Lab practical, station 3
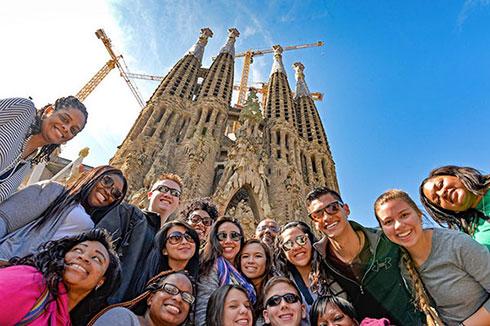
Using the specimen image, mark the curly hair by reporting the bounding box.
[8,229,121,323]
[180,197,219,221]
[420,165,490,235]
[200,216,245,275]
[40,165,128,225]
[30,96,88,164]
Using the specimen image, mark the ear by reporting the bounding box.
[301,304,306,319]
[148,191,153,200]
[263,309,270,324]
[147,293,155,306]
[96,277,105,289]
[162,248,168,255]
[342,203,351,216]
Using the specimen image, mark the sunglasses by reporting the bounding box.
[153,185,181,198]
[166,231,194,245]
[100,175,123,201]
[216,231,242,242]
[265,293,300,307]
[256,224,280,233]
[282,234,308,251]
[189,214,213,227]
[308,200,344,221]
[159,283,195,305]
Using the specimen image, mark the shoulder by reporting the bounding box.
[0,265,45,292]
[0,97,36,116]
[432,227,485,253]
[92,307,140,325]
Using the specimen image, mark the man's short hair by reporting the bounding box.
[180,198,219,220]
[306,186,343,206]
[154,173,184,190]
[263,276,302,302]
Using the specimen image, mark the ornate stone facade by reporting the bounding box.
[110,28,339,236]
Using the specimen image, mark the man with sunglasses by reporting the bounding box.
[96,173,184,303]
[255,218,280,248]
[263,276,306,326]
[306,187,423,325]
[180,198,218,246]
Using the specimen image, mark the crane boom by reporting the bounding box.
[76,60,116,102]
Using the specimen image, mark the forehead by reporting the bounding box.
[190,209,210,217]
[167,225,187,234]
[266,282,298,299]
[60,108,87,126]
[154,179,181,191]
[281,227,305,240]
[259,219,278,228]
[164,273,192,291]
[218,222,240,233]
[72,240,108,257]
[242,242,265,254]
[377,198,414,219]
[226,288,249,302]
[308,194,337,210]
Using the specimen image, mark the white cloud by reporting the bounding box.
[0,0,141,166]
[457,0,490,29]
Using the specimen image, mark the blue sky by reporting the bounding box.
[2,1,489,226]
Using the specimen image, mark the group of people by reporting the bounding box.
[0,96,489,326]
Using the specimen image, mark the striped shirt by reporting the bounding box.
[0,98,36,203]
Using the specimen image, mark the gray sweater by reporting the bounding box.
[92,307,140,325]
[404,228,490,325]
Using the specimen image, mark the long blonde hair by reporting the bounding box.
[374,189,444,326]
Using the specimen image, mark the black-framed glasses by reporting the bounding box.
[282,234,308,251]
[166,231,194,245]
[100,175,123,201]
[153,185,181,198]
[160,283,195,305]
[265,293,300,307]
[189,214,213,227]
[308,200,344,221]
[216,231,242,242]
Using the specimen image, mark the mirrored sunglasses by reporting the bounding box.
[282,234,308,251]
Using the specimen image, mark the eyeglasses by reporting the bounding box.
[188,214,213,227]
[153,185,181,198]
[216,231,242,242]
[159,283,195,305]
[308,200,344,221]
[100,175,123,201]
[166,231,194,245]
[265,293,300,307]
[282,234,308,251]
[256,224,280,233]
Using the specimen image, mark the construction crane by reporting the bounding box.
[234,41,324,107]
[76,29,145,108]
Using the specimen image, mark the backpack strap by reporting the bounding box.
[16,286,51,325]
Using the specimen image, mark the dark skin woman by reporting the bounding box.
[0,96,88,202]
[0,229,121,325]
[0,165,127,260]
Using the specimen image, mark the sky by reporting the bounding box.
[1,0,489,226]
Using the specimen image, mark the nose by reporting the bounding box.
[394,219,403,230]
[239,304,249,314]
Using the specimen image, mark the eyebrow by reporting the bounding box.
[95,249,108,263]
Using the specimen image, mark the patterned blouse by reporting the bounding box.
[0,98,36,203]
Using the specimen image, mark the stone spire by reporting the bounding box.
[219,28,240,58]
[270,45,286,76]
[292,62,311,99]
[187,27,214,62]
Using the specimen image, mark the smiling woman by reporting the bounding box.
[0,165,127,260]
[0,229,121,325]
[0,96,88,203]
[89,270,195,326]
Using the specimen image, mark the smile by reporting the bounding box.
[235,318,250,325]
[164,303,181,314]
[278,313,294,320]
[96,191,108,202]
[396,230,412,239]
[326,221,339,229]
[67,263,88,274]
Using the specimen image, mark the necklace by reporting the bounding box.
[331,230,364,264]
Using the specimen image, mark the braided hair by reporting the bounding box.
[374,189,443,325]
[420,165,490,235]
[29,96,88,164]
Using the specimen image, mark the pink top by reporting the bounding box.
[0,265,70,325]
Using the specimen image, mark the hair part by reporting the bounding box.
[263,276,302,302]
[419,165,490,234]
[374,189,423,223]
[30,96,88,164]
[207,284,253,326]
[180,197,219,221]
[310,295,358,326]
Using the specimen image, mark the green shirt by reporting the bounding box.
[474,189,490,250]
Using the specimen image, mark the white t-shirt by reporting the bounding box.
[51,204,94,240]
